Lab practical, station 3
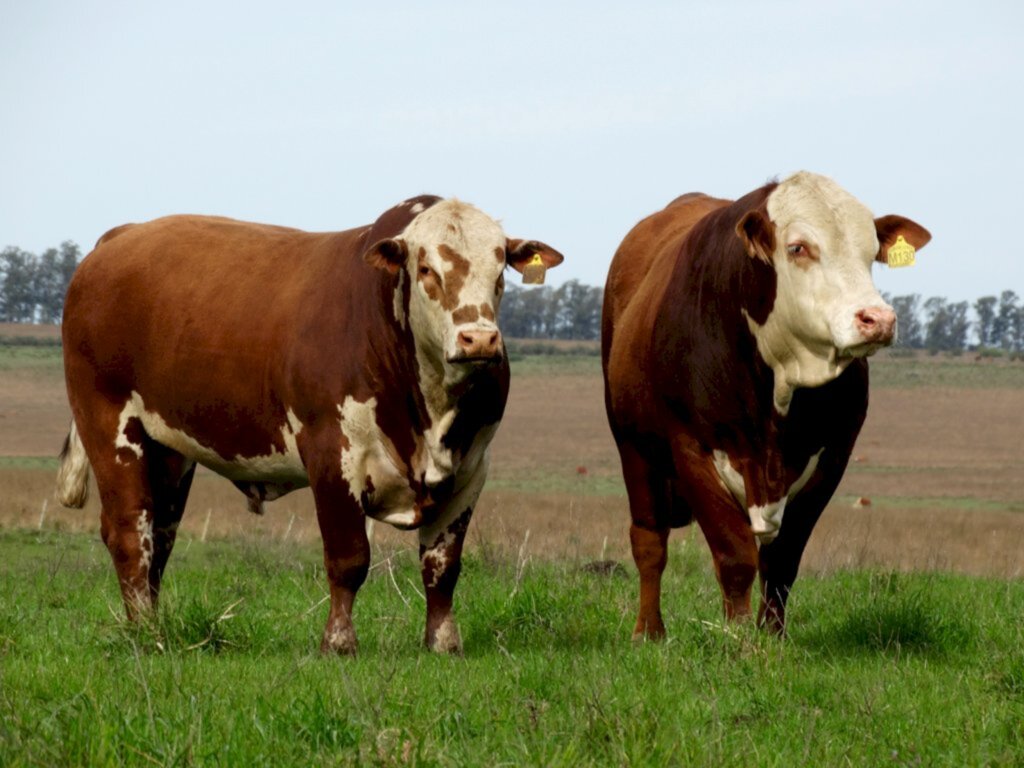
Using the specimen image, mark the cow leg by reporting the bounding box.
[145,445,196,606]
[695,508,760,622]
[418,505,473,654]
[307,468,369,656]
[630,524,669,640]
[617,440,672,640]
[662,438,759,622]
[73,403,160,620]
[418,461,487,654]
[757,473,840,634]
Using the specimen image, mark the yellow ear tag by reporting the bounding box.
[887,235,916,268]
[522,253,547,285]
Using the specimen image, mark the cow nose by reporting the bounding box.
[457,329,502,359]
[854,306,897,345]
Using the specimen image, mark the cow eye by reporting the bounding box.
[786,242,818,260]
[419,265,434,278]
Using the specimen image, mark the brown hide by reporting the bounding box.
[61,195,514,654]
[603,185,870,637]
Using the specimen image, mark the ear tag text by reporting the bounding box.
[522,253,547,285]
[887,235,916,268]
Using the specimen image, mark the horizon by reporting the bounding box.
[2,2,1021,304]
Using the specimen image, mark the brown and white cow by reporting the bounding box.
[602,172,930,637]
[57,196,563,654]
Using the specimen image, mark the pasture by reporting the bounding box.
[2,325,1024,765]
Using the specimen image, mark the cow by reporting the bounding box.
[56,196,563,654]
[602,172,930,637]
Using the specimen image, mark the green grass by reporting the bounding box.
[487,470,626,496]
[869,356,1024,388]
[834,493,1024,513]
[3,342,1024,389]
[0,456,59,470]
[509,353,602,377]
[504,353,1024,387]
[2,530,1023,766]
[0,345,64,371]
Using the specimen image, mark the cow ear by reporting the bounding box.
[364,238,407,274]
[506,239,565,273]
[736,210,775,264]
[874,215,932,264]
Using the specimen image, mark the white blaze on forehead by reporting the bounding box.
[767,172,877,252]
[403,199,506,258]
[403,199,505,323]
[750,172,889,412]
[113,392,306,481]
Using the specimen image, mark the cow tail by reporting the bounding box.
[56,421,90,508]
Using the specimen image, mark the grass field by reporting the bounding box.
[1,329,1024,764]
[2,530,1023,766]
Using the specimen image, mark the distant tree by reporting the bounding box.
[498,284,528,337]
[35,248,64,323]
[923,296,950,354]
[58,241,81,301]
[993,290,1020,351]
[946,301,970,354]
[0,241,82,323]
[552,279,602,340]
[0,247,38,322]
[973,295,998,348]
[1010,306,1024,355]
[890,294,923,348]
[499,284,556,338]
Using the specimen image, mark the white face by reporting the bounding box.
[401,200,508,366]
[765,172,894,359]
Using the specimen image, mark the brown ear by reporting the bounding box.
[506,238,565,274]
[736,210,775,264]
[364,238,407,274]
[874,215,932,263]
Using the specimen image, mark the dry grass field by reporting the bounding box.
[2,325,1023,579]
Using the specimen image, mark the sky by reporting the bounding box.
[1,1,1021,304]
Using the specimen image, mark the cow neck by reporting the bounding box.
[654,186,853,418]
[649,198,776,437]
[410,338,479,481]
[412,338,468,430]
[743,312,854,415]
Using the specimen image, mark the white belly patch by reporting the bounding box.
[115,391,306,482]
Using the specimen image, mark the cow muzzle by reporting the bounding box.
[854,306,897,346]
[448,328,503,364]
[838,305,897,360]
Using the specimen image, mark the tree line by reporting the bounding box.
[500,285,1024,355]
[884,291,1024,355]
[0,242,81,323]
[1,241,1021,355]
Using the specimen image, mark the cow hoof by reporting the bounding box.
[427,618,463,654]
[631,623,666,643]
[321,626,358,656]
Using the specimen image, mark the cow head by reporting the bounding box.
[365,199,563,376]
[736,172,930,406]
